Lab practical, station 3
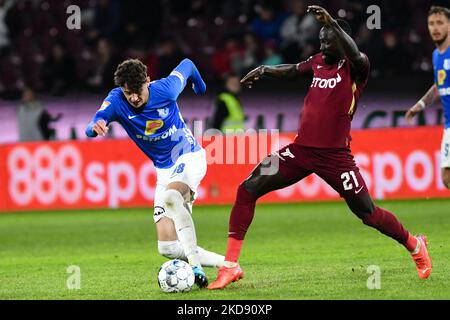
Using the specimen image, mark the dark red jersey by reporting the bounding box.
[294,53,370,148]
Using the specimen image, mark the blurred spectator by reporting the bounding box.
[87,38,121,93]
[17,88,62,142]
[251,2,287,44]
[380,32,412,76]
[232,32,260,76]
[261,39,283,66]
[280,0,321,63]
[280,0,307,62]
[210,74,245,132]
[145,48,159,80]
[157,36,186,78]
[118,0,163,48]
[42,40,76,96]
[0,0,441,98]
[0,0,14,54]
[211,36,243,78]
[88,0,120,43]
[355,25,383,76]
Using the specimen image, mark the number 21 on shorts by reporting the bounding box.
[341,171,359,191]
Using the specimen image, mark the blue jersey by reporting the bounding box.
[433,46,450,128]
[86,59,206,168]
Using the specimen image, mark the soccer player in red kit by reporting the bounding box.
[208,5,432,290]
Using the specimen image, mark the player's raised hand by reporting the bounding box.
[93,119,109,136]
[405,103,424,125]
[307,5,335,25]
[240,66,265,88]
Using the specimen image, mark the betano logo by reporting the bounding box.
[145,120,164,135]
[311,73,342,89]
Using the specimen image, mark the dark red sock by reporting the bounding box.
[363,206,414,250]
[225,184,257,262]
[225,237,243,263]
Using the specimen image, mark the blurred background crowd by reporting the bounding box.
[0,0,447,142]
[0,0,447,98]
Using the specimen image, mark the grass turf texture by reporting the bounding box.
[0,199,449,300]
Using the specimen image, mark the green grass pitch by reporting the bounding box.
[0,199,449,300]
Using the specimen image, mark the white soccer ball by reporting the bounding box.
[157,259,195,293]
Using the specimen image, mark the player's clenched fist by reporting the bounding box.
[93,119,109,136]
[307,5,335,25]
[240,66,265,88]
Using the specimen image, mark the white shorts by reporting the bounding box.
[441,128,450,168]
[153,148,207,223]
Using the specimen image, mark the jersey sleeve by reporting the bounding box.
[156,58,206,101]
[296,56,314,74]
[85,97,117,137]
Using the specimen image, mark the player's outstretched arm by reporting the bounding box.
[168,59,206,98]
[85,101,115,137]
[86,119,108,137]
[240,64,298,88]
[308,5,366,74]
[405,84,439,124]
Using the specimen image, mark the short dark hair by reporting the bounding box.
[428,6,450,20]
[114,59,148,92]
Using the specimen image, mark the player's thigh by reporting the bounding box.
[168,149,207,202]
[315,150,370,201]
[318,165,375,219]
[344,192,375,220]
[244,144,311,199]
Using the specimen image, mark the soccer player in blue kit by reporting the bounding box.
[86,58,224,288]
[406,6,450,189]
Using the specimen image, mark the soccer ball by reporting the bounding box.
[157,259,195,293]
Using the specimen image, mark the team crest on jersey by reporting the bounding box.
[444,59,450,71]
[145,120,164,135]
[438,70,447,86]
[99,101,110,111]
[157,107,169,118]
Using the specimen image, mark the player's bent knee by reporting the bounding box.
[242,174,266,200]
[158,240,184,259]
[443,172,450,189]
[346,194,376,220]
[238,182,258,203]
[162,189,185,210]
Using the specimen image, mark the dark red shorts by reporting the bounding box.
[274,143,368,198]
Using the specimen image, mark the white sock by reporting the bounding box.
[197,247,225,268]
[163,190,201,266]
[224,261,238,268]
[158,240,224,268]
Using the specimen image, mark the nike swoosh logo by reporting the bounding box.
[317,65,323,69]
[355,186,364,194]
[128,115,138,120]
[422,268,430,274]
